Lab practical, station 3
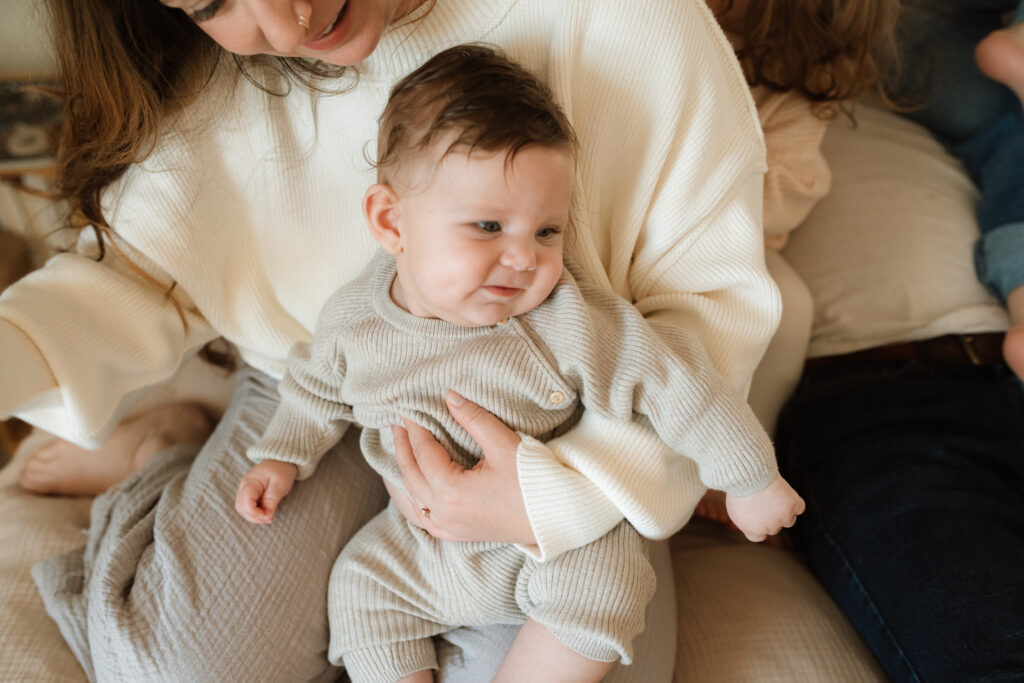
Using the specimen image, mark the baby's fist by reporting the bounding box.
[235,460,298,525]
[725,474,805,543]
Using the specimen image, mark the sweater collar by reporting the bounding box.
[356,0,516,82]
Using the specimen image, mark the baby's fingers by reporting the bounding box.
[235,478,273,524]
[259,476,294,521]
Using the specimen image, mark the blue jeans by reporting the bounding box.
[896,0,1024,300]
[776,359,1024,682]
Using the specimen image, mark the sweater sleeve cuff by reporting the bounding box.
[0,320,58,417]
[515,434,623,562]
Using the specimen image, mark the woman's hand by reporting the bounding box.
[389,390,536,545]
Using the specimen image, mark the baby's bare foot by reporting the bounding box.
[694,489,734,526]
[976,23,1024,105]
[18,402,214,496]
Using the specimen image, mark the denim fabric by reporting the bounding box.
[896,0,1024,300]
[976,221,1024,300]
[777,359,1024,683]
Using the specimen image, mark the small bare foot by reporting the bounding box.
[694,489,734,527]
[1004,323,1024,380]
[18,402,214,496]
[976,23,1024,105]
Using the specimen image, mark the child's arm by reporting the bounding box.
[755,87,832,251]
[240,292,357,523]
[538,267,802,540]
[235,460,299,525]
[246,336,354,480]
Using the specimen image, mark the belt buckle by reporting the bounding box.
[958,335,983,365]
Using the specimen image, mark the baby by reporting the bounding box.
[236,45,804,682]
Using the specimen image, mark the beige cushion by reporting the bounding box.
[784,104,1008,357]
[671,521,886,681]
[0,431,89,682]
[0,458,888,683]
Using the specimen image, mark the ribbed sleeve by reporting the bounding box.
[0,320,57,415]
[245,339,353,480]
[0,251,217,447]
[537,265,777,496]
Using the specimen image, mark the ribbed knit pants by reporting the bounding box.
[329,502,655,682]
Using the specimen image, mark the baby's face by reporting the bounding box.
[389,144,572,327]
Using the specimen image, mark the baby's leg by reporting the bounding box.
[514,520,655,676]
[329,504,450,681]
[976,19,1024,106]
[494,619,613,682]
[18,402,213,496]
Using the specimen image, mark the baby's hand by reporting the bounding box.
[725,474,805,543]
[235,460,299,525]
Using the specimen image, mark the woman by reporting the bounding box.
[2,0,776,679]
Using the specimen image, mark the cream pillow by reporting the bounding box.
[784,104,1008,358]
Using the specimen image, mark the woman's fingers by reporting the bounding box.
[383,478,440,535]
[388,397,534,544]
[445,390,521,459]
[387,419,428,499]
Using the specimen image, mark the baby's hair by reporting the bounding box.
[720,0,902,114]
[374,44,577,184]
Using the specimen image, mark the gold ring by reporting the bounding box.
[419,507,431,518]
[297,14,310,31]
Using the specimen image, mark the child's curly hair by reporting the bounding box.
[719,0,902,115]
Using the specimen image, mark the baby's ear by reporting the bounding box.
[363,183,403,254]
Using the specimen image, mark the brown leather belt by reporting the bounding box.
[803,332,1006,373]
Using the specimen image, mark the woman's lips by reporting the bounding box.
[303,2,350,50]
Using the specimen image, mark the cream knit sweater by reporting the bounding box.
[0,0,776,559]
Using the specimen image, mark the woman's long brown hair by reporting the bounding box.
[44,0,345,361]
[46,0,354,239]
[719,0,902,114]
[47,0,217,237]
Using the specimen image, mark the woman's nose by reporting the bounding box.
[250,0,312,54]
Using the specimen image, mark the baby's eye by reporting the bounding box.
[476,221,502,233]
[536,226,562,239]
